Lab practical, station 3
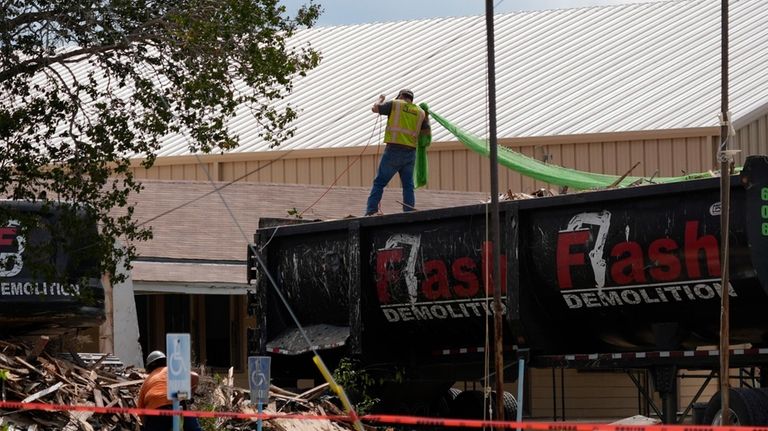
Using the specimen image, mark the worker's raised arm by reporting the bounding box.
[372,94,386,113]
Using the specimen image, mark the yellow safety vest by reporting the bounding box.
[384,100,425,148]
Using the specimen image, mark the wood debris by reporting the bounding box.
[193,376,354,431]
[0,339,355,431]
[496,188,557,202]
[0,339,142,430]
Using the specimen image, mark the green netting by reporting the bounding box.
[414,102,432,188]
[431,110,718,190]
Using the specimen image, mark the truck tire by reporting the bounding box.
[430,388,463,417]
[501,391,518,420]
[748,388,768,425]
[450,390,517,420]
[451,390,488,419]
[447,387,462,400]
[703,388,768,425]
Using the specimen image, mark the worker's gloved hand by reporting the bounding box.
[378,94,386,103]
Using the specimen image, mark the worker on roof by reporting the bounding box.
[365,88,431,216]
[137,350,202,431]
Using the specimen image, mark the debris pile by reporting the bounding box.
[195,378,352,431]
[0,339,354,431]
[0,338,143,430]
[495,187,558,202]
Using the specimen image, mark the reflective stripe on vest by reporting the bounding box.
[384,100,425,148]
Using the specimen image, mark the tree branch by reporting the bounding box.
[0,36,142,83]
[6,9,62,29]
[43,63,94,133]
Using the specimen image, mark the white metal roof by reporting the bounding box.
[153,0,768,156]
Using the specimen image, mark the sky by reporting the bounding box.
[283,0,667,26]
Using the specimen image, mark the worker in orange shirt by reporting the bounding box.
[137,350,202,431]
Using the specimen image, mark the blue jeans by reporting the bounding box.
[365,145,416,214]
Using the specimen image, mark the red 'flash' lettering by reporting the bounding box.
[610,242,646,284]
[556,231,589,289]
[0,227,17,247]
[452,257,479,297]
[648,238,680,281]
[376,243,505,303]
[685,221,720,278]
[422,260,451,300]
[376,249,403,303]
[555,220,720,289]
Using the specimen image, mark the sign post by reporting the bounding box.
[248,356,271,431]
[166,334,191,431]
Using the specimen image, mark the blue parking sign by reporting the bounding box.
[248,356,271,404]
[166,333,191,400]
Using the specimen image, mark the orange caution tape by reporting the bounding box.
[0,400,348,422]
[365,415,768,431]
[3,401,768,431]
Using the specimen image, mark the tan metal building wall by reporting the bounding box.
[132,128,721,194]
[525,368,717,420]
[527,369,658,419]
[734,111,768,165]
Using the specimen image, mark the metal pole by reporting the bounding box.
[560,368,565,421]
[718,0,731,424]
[516,358,525,430]
[551,368,556,421]
[172,398,181,431]
[484,0,505,423]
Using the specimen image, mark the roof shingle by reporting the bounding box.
[125,180,487,262]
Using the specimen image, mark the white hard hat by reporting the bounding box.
[146,350,166,368]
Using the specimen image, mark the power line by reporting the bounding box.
[137,150,293,227]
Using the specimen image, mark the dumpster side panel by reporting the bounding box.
[515,160,768,353]
[360,213,506,360]
[0,202,105,333]
[256,156,768,379]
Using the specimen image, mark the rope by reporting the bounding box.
[138,150,293,227]
[375,114,384,214]
[298,114,382,217]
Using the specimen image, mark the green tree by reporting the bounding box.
[0,0,321,282]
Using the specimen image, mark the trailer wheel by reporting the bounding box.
[703,388,768,425]
[501,391,518,420]
[748,388,768,425]
[447,387,462,400]
[450,390,517,420]
[430,388,463,417]
[451,390,488,419]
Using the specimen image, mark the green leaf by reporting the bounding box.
[1,0,322,286]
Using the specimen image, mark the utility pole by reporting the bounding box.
[484,0,505,423]
[718,0,732,424]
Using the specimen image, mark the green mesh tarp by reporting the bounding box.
[414,102,431,188]
[431,110,717,190]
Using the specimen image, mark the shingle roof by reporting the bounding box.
[124,181,488,263]
[152,0,768,156]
